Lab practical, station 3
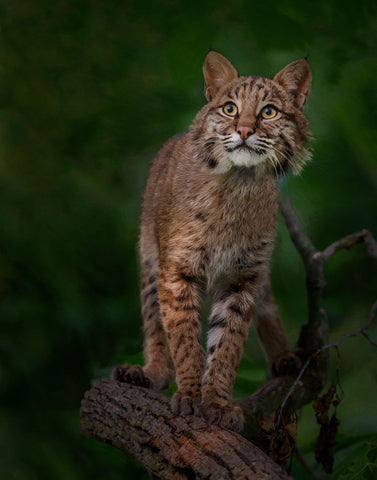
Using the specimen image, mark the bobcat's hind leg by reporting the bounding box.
[142,259,175,390]
[253,281,301,377]
[113,259,174,391]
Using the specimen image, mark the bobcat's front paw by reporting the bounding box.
[171,391,201,416]
[271,351,302,377]
[112,364,151,388]
[201,402,245,432]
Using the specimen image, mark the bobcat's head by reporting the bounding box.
[192,50,311,175]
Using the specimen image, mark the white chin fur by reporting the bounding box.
[228,149,268,167]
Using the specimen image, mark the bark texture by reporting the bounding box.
[81,379,290,479]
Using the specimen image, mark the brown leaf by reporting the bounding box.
[259,411,297,466]
[313,385,341,474]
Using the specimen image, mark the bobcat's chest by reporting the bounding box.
[162,168,278,289]
[197,222,275,289]
[189,175,278,287]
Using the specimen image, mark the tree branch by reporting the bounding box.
[279,194,328,379]
[276,299,377,426]
[276,195,377,428]
[80,379,291,480]
[320,228,377,261]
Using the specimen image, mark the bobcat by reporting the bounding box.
[113,50,311,432]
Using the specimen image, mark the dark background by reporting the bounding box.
[1,0,376,478]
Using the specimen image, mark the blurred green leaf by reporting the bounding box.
[329,436,377,480]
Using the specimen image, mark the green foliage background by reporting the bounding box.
[1,0,376,478]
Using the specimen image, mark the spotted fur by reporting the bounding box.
[113,51,312,432]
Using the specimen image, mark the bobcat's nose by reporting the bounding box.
[237,125,255,140]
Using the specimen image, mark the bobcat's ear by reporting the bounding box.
[273,59,312,110]
[203,50,238,102]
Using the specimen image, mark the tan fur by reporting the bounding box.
[113,51,312,432]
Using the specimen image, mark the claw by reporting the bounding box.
[201,402,244,432]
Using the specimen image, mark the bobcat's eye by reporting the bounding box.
[222,102,238,117]
[261,105,278,119]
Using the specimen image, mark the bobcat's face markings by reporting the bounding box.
[114,50,311,432]
[194,74,310,175]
